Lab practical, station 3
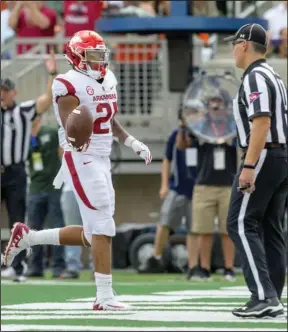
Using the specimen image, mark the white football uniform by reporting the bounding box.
[52,69,118,241]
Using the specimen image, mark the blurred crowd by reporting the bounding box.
[1,1,287,58]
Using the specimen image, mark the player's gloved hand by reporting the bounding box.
[124,136,152,165]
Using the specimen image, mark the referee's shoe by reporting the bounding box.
[232,296,284,319]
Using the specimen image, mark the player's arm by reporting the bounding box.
[52,75,80,128]
[57,95,79,128]
[112,118,152,165]
[111,118,129,143]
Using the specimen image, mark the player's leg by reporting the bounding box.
[89,168,129,310]
[4,223,90,267]
[94,166,131,309]
[62,152,127,310]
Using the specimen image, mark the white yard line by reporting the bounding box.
[69,299,287,306]
[1,326,287,332]
[2,307,287,314]
[0,280,171,287]
[1,312,286,323]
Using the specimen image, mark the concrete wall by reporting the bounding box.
[0,174,162,232]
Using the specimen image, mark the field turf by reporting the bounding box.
[1,271,287,331]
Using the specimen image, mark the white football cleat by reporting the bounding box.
[4,223,31,267]
[1,266,16,278]
[93,297,130,311]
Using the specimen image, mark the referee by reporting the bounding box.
[224,24,288,318]
[1,53,58,281]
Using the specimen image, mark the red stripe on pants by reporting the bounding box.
[64,151,96,210]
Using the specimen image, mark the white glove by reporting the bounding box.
[125,136,152,165]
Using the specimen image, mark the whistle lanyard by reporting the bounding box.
[211,122,226,138]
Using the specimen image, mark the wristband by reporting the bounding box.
[49,71,58,76]
[124,135,136,148]
[243,164,255,169]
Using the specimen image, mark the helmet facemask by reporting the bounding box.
[82,48,110,80]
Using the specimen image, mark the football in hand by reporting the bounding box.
[65,105,93,149]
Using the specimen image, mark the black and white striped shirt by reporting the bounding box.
[233,59,288,148]
[1,100,37,166]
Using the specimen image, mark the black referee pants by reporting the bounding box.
[227,147,288,301]
[1,163,27,275]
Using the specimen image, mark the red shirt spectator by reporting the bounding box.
[8,1,57,54]
[64,1,102,37]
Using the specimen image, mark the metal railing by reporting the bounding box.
[233,0,270,18]
[1,36,171,140]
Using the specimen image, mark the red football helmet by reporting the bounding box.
[65,30,110,80]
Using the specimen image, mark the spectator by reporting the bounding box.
[140,121,199,276]
[8,1,57,54]
[155,0,170,16]
[263,1,287,41]
[27,116,65,278]
[119,1,155,17]
[138,1,156,16]
[267,27,288,59]
[102,1,124,16]
[1,53,57,281]
[278,28,288,59]
[1,1,7,11]
[192,1,218,16]
[178,94,237,281]
[46,1,63,18]
[1,1,15,45]
[63,1,102,37]
[60,183,83,279]
[216,0,228,16]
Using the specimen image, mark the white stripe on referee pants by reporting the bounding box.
[238,149,267,301]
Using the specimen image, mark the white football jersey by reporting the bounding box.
[52,69,118,157]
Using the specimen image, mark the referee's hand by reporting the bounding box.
[239,168,255,193]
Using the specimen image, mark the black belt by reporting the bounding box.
[242,143,287,151]
[241,143,287,155]
[1,162,25,174]
[264,143,287,149]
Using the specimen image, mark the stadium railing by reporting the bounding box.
[1,36,173,142]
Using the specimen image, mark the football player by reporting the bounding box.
[4,30,152,311]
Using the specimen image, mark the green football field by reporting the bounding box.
[1,271,287,331]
